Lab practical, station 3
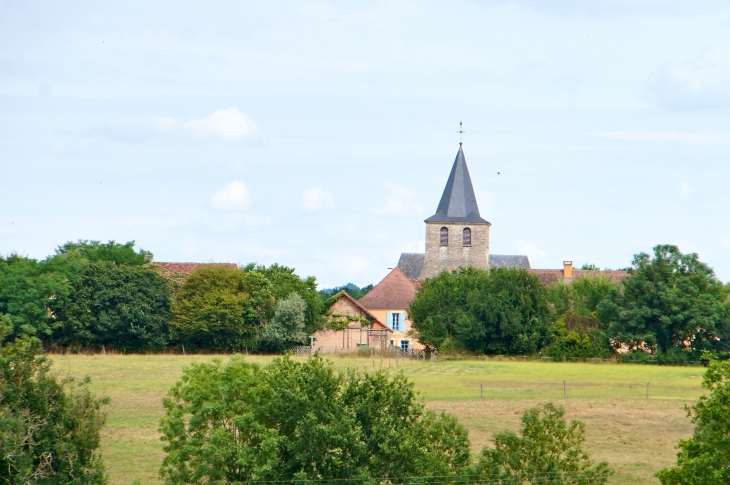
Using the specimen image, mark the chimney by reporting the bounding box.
[563,261,573,283]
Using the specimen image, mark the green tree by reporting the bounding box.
[244,263,323,335]
[0,254,68,339]
[409,267,551,354]
[51,262,171,352]
[0,316,109,484]
[259,293,308,349]
[54,240,150,266]
[599,245,730,354]
[170,266,273,351]
[471,402,613,485]
[657,357,730,484]
[544,276,617,360]
[159,355,470,484]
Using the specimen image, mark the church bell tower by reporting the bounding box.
[418,144,491,279]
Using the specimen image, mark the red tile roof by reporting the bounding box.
[152,262,237,276]
[358,267,419,310]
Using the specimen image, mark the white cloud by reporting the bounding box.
[587,130,728,144]
[374,183,423,216]
[212,180,251,210]
[185,108,259,141]
[679,182,693,201]
[648,51,730,109]
[301,188,334,211]
[514,240,548,262]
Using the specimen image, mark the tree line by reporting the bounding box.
[0,240,322,353]
[409,244,730,362]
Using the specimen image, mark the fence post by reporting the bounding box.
[480,383,483,399]
[564,380,567,399]
[647,382,649,399]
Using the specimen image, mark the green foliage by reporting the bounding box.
[409,267,551,354]
[244,263,323,335]
[599,245,730,354]
[259,293,308,349]
[544,276,617,359]
[579,264,599,270]
[171,266,274,351]
[471,402,613,485]
[159,355,470,484]
[0,254,68,339]
[54,240,150,266]
[51,262,171,352]
[0,321,109,484]
[319,283,374,302]
[656,358,730,484]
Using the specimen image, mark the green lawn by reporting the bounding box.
[50,354,706,485]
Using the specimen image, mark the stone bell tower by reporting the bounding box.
[418,144,491,279]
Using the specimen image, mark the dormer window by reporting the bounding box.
[440,227,448,246]
[463,228,471,246]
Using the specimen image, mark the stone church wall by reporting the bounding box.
[419,222,490,278]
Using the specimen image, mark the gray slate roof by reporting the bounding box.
[425,145,490,224]
[489,255,531,269]
[397,253,425,279]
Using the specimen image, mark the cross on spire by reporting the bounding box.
[458,121,465,145]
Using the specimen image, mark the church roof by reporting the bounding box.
[425,145,490,224]
[358,267,419,310]
[397,253,425,279]
[489,255,531,269]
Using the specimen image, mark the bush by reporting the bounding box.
[259,293,308,350]
[471,402,613,485]
[159,355,471,484]
[0,316,109,484]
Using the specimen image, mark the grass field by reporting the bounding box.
[50,354,707,485]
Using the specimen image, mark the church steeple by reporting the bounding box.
[425,145,489,224]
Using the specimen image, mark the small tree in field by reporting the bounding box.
[656,357,730,484]
[472,402,613,485]
[0,314,109,484]
[259,293,307,349]
[159,355,471,484]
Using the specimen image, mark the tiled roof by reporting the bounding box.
[528,269,630,285]
[425,145,490,224]
[358,267,418,310]
[152,262,237,276]
[489,254,531,269]
[397,253,425,279]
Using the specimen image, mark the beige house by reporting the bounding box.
[358,267,425,352]
[312,291,392,351]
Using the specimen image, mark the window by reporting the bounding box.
[440,227,449,246]
[463,227,471,246]
[392,312,400,331]
[390,339,394,347]
[400,340,410,352]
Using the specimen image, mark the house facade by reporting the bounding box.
[312,291,392,351]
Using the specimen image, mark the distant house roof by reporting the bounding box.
[397,253,425,279]
[489,255,531,269]
[152,262,237,276]
[358,267,419,310]
[425,145,490,224]
[528,269,630,285]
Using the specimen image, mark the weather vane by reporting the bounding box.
[458,121,465,145]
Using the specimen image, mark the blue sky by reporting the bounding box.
[2,0,730,287]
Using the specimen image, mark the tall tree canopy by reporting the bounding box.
[159,355,470,485]
[0,316,109,484]
[54,240,150,266]
[170,265,274,351]
[51,261,171,352]
[599,245,730,354]
[409,267,551,354]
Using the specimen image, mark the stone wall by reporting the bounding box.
[419,222,490,278]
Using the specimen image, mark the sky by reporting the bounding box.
[2,0,730,287]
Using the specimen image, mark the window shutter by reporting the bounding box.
[386,312,392,329]
[400,312,407,332]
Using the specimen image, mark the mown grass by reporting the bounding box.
[50,354,706,485]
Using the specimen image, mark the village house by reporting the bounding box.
[312,291,392,352]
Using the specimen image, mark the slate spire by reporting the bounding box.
[425,145,489,224]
